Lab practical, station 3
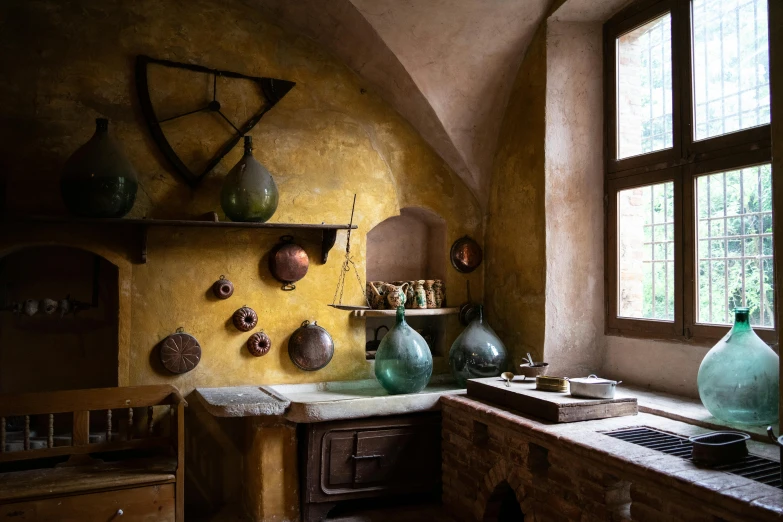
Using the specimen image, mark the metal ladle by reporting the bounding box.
[501,372,515,387]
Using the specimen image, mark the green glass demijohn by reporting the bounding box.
[60,118,138,218]
[448,305,508,387]
[697,307,779,426]
[221,136,279,222]
[374,306,433,395]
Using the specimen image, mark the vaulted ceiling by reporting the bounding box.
[254,0,552,207]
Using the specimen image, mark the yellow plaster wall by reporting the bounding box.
[0,0,483,396]
[484,26,547,368]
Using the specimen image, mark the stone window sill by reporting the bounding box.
[616,384,779,442]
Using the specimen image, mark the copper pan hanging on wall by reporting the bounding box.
[288,320,334,371]
[268,235,309,290]
[450,236,483,273]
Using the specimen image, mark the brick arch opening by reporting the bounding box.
[483,480,525,521]
[474,461,529,521]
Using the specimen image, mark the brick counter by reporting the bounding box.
[441,394,783,522]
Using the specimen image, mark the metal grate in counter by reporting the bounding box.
[604,427,782,489]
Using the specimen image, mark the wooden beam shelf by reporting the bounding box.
[351,307,460,318]
[8,215,357,264]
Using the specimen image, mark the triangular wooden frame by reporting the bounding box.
[135,55,295,187]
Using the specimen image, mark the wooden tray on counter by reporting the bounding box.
[466,376,638,423]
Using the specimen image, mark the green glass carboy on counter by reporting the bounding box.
[697,307,779,426]
[221,136,279,222]
[374,306,433,395]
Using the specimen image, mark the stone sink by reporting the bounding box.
[195,375,463,423]
[266,376,462,423]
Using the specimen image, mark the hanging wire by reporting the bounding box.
[332,195,370,307]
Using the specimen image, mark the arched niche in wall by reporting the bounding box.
[367,207,447,283]
[365,207,448,358]
[0,246,120,393]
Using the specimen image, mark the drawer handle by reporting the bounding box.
[351,454,382,460]
[117,509,124,516]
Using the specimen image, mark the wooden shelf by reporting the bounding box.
[351,307,459,318]
[8,215,357,264]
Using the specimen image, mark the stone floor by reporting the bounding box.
[328,502,456,522]
[205,500,456,522]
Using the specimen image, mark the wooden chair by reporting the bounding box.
[0,385,186,522]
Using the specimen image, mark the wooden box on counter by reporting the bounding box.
[467,376,638,423]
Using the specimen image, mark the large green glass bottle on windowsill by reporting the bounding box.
[374,306,433,395]
[697,307,779,426]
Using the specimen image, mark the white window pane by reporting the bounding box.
[696,164,774,327]
[617,13,674,159]
[692,0,770,140]
[618,181,675,320]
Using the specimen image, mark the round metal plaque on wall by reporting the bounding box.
[160,328,202,374]
[450,236,483,273]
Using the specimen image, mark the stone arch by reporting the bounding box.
[474,460,531,521]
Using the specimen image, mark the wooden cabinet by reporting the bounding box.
[0,484,175,522]
[300,413,441,521]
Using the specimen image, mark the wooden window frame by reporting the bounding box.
[604,0,776,345]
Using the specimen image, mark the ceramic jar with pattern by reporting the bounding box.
[433,280,445,308]
[424,280,436,309]
[412,280,427,309]
[405,281,416,309]
[367,281,387,310]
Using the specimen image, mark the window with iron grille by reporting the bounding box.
[605,0,774,343]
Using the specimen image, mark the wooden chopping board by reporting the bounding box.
[466,376,638,423]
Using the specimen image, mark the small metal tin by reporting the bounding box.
[212,275,234,299]
[536,375,569,392]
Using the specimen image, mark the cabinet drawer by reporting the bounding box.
[0,484,175,522]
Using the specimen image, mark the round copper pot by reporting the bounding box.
[288,320,334,371]
[269,235,309,290]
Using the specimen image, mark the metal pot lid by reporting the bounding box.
[288,320,334,371]
[569,374,618,385]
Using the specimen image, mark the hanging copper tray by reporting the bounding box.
[288,320,334,371]
[450,236,483,273]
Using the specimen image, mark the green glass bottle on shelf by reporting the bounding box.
[374,306,433,395]
[697,307,779,426]
[221,136,279,222]
[60,118,138,218]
